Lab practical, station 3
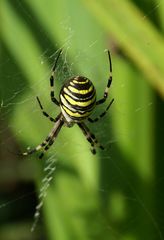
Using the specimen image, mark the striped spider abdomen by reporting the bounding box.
[59,76,96,124]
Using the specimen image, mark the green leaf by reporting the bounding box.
[81,0,164,98]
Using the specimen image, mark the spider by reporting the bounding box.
[22,50,114,159]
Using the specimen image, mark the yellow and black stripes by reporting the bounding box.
[60,76,96,120]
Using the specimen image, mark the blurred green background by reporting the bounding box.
[0,0,164,239]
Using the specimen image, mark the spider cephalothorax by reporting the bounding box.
[22,50,114,158]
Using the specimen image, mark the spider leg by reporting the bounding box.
[88,98,114,123]
[36,96,61,123]
[50,49,62,106]
[39,137,55,159]
[22,136,51,156]
[22,115,64,158]
[96,50,113,106]
[78,122,104,154]
[39,117,64,159]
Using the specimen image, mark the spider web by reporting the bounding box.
[0,1,164,239]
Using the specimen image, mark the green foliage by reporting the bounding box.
[1,0,164,239]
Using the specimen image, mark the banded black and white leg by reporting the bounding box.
[88,98,114,123]
[22,115,64,158]
[38,137,56,159]
[78,122,104,154]
[36,96,61,123]
[96,50,113,106]
[50,49,62,106]
[88,50,114,123]
[38,118,64,159]
[22,135,52,157]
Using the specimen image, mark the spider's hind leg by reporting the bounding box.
[38,138,55,159]
[22,135,52,157]
[22,115,64,158]
[78,122,104,154]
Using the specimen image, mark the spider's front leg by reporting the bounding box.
[96,50,113,106]
[50,50,62,106]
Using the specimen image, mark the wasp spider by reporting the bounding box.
[22,50,114,159]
